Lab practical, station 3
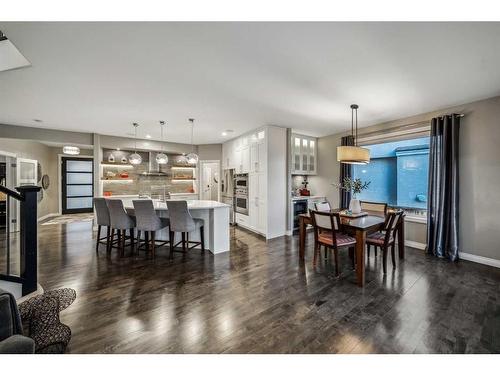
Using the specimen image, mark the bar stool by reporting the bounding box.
[132,200,170,257]
[166,200,205,257]
[106,199,136,257]
[93,198,112,253]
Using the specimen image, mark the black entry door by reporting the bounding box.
[62,157,94,214]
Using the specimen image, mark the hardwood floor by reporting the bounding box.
[30,217,500,353]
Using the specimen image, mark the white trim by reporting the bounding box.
[358,124,430,145]
[405,240,426,250]
[0,150,17,158]
[405,215,427,224]
[460,252,500,269]
[37,213,58,222]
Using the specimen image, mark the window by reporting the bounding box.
[352,137,430,211]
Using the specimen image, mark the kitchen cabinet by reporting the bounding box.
[248,172,266,234]
[291,134,317,175]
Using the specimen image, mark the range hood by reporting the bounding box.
[142,152,169,176]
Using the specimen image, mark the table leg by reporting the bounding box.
[398,217,405,259]
[355,229,366,287]
[299,216,306,261]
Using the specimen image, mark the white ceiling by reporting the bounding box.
[1,22,500,144]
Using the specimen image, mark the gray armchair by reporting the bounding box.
[0,288,35,354]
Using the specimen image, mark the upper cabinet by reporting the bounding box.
[291,134,317,175]
[223,129,266,173]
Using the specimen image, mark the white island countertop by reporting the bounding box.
[104,196,230,254]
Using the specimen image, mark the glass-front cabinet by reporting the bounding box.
[291,134,317,175]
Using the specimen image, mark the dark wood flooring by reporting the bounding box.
[32,218,500,353]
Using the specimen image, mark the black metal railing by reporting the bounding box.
[0,185,41,296]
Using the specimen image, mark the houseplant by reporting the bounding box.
[333,177,371,214]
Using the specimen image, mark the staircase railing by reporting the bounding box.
[0,185,41,296]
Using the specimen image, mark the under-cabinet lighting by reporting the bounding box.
[171,166,196,170]
[102,179,134,183]
[100,164,134,168]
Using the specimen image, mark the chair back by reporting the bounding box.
[166,200,195,233]
[314,201,331,212]
[360,201,387,214]
[106,199,135,230]
[93,198,110,226]
[383,210,404,240]
[309,210,340,232]
[132,200,162,231]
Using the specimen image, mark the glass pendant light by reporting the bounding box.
[128,123,143,165]
[337,104,370,164]
[156,120,169,164]
[186,118,199,165]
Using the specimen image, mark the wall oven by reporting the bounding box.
[234,174,248,189]
[234,191,248,215]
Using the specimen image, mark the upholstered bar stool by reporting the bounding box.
[132,200,170,257]
[166,200,205,258]
[106,199,136,257]
[93,198,112,253]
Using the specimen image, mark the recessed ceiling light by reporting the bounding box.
[222,129,234,136]
[33,119,43,123]
[145,134,152,139]
[222,132,228,136]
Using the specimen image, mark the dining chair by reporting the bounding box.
[132,200,170,258]
[93,198,112,253]
[365,210,404,273]
[360,201,387,214]
[106,199,136,257]
[309,210,356,276]
[314,201,331,211]
[166,200,205,258]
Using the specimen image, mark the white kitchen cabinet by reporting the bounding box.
[291,134,317,175]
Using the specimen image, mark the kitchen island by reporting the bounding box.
[105,196,231,254]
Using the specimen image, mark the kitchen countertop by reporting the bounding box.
[291,195,326,201]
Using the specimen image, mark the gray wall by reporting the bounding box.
[309,95,500,261]
[198,144,222,161]
[0,138,59,218]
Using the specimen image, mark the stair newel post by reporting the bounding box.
[16,185,41,296]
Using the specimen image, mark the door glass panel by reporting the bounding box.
[302,139,308,171]
[67,185,93,197]
[67,160,93,172]
[66,197,93,209]
[309,140,315,171]
[67,172,93,184]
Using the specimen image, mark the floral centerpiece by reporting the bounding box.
[333,177,371,214]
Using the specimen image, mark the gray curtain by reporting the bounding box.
[426,114,460,261]
[339,135,354,209]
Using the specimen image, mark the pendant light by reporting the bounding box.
[186,118,199,165]
[128,123,143,165]
[156,121,169,164]
[337,104,370,164]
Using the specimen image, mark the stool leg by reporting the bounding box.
[151,231,156,258]
[200,226,205,252]
[120,230,126,257]
[145,231,150,254]
[136,230,141,254]
[169,231,174,259]
[108,228,115,254]
[106,226,111,252]
[129,228,135,253]
[96,225,101,253]
[181,232,186,253]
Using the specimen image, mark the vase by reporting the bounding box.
[349,197,361,214]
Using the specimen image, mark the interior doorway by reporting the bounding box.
[61,157,94,214]
[199,160,220,201]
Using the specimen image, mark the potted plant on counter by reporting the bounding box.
[333,177,371,214]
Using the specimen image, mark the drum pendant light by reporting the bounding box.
[186,118,199,165]
[156,121,169,164]
[128,123,143,165]
[337,104,370,164]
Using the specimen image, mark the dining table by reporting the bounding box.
[298,209,405,287]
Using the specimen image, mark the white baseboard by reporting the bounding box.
[460,252,500,269]
[38,213,58,222]
[405,240,426,250]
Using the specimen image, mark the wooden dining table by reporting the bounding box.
[298,210,405,287]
